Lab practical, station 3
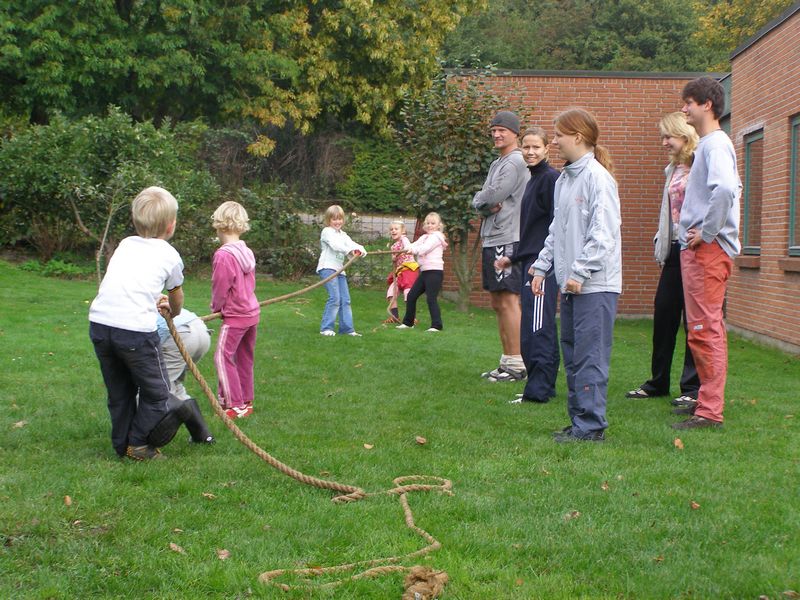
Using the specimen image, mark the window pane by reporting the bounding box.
[745,134,763,249]
[793,122,800,250]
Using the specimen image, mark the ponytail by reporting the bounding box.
[593,144,615,179]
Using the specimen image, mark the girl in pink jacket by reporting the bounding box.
[396,213,448,332]
[211,201,260,419]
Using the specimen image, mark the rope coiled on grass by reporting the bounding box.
[168,250,451,595]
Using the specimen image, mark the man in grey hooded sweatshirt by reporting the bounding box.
[472,110,530,382]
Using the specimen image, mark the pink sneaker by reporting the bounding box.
[225,406,253,419]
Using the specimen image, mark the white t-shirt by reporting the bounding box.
[89,236,184,332]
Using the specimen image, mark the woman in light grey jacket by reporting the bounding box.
[626,113,699,407]
[532,108,621,442]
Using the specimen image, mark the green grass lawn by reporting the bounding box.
[1,259,798,599]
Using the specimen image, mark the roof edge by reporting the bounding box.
[730,1,800,59]
[445,68,729,80]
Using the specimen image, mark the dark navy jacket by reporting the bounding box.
[511,160,559,266]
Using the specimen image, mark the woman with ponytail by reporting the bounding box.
[531,108,622,442]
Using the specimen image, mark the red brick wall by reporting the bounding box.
[728,10,800,349]
[441,72,699,315]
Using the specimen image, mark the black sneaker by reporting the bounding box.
[671,395,698,407]
[554,428,605,443]
[672,405,696,416]
[126,445,166,461]
[671,416,723,430]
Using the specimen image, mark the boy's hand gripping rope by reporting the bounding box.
[170,250,452,595]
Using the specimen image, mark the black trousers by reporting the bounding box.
[641,242,699,397]
[402,270,443,330]
[89,322,170,455]
[520,263,560,401]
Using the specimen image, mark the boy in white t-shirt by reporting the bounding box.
[89,186,187,460]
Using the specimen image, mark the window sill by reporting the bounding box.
[735,256,760,269]
[778,257,800,273]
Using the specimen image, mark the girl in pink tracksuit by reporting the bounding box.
[396,213,448,332]
[211,201,261,419]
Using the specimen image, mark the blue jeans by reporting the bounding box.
[319,269,355,334]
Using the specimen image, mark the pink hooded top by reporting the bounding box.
[408,231,448,271]
[211,241,260,328]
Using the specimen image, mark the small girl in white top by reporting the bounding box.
[396,213,448,332]
[316,205,367,336]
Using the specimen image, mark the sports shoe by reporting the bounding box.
[625,387,651,399]
[481,367,502,379]
[346,331,362,337]
[671,395,698,407]
[671,415,722,430]
[509,395,548,404]
[672,405,696,416]
[320,330,336,336]
[126,445,166,461]
[426,328,440,333]
[485,366,526,383]
[225,406,253,419]
[396,323,413,329]
[553,428,605,443]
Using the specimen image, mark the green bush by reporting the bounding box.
[236,185,320,280]
[18,259,94,279]
[335,137,406,213]
[0,107,220,264]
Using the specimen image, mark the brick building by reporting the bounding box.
[726,3,800,353]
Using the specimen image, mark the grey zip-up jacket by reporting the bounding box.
[654,163,678,265]
[471,148,529,247]
[533,152,622,294]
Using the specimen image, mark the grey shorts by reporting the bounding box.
[481,243,522,293]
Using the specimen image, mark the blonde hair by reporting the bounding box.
[521,126,550,160]
[389,220,407,234]
[212,201,250,233]
[131,186,178,238]
[424,212,444,232]
[659,112,698,167]
[323,204,345,226]
[554,108,615,178]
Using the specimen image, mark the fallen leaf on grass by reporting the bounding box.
[653,555,664,563]
[216,549,231,560]
[353,363,363,368]
[319,470,330,477]
[563,511,581,522]
[674,438,684,450]
[415,436,427,445]
[172,528,183,533]
[690,501,700,510]
[202,492,217,500]
[72,520,82,526]
[64,495,72,507]
[515,578,524,586]
[541,468,551,476]
[13,420,27,429]
[600,481,609,491]
[169,542,186,554]
[363,443,373,450]
[783,591,800,598]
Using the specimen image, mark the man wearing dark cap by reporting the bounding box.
[472,110,530,382]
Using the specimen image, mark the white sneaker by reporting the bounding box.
[508,397,524,404]
[396,324,413,329]
[320,330,336,336]
[346,332,362,337]
[425,328,440,332]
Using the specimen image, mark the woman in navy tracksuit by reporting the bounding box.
[495,127,560,403]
